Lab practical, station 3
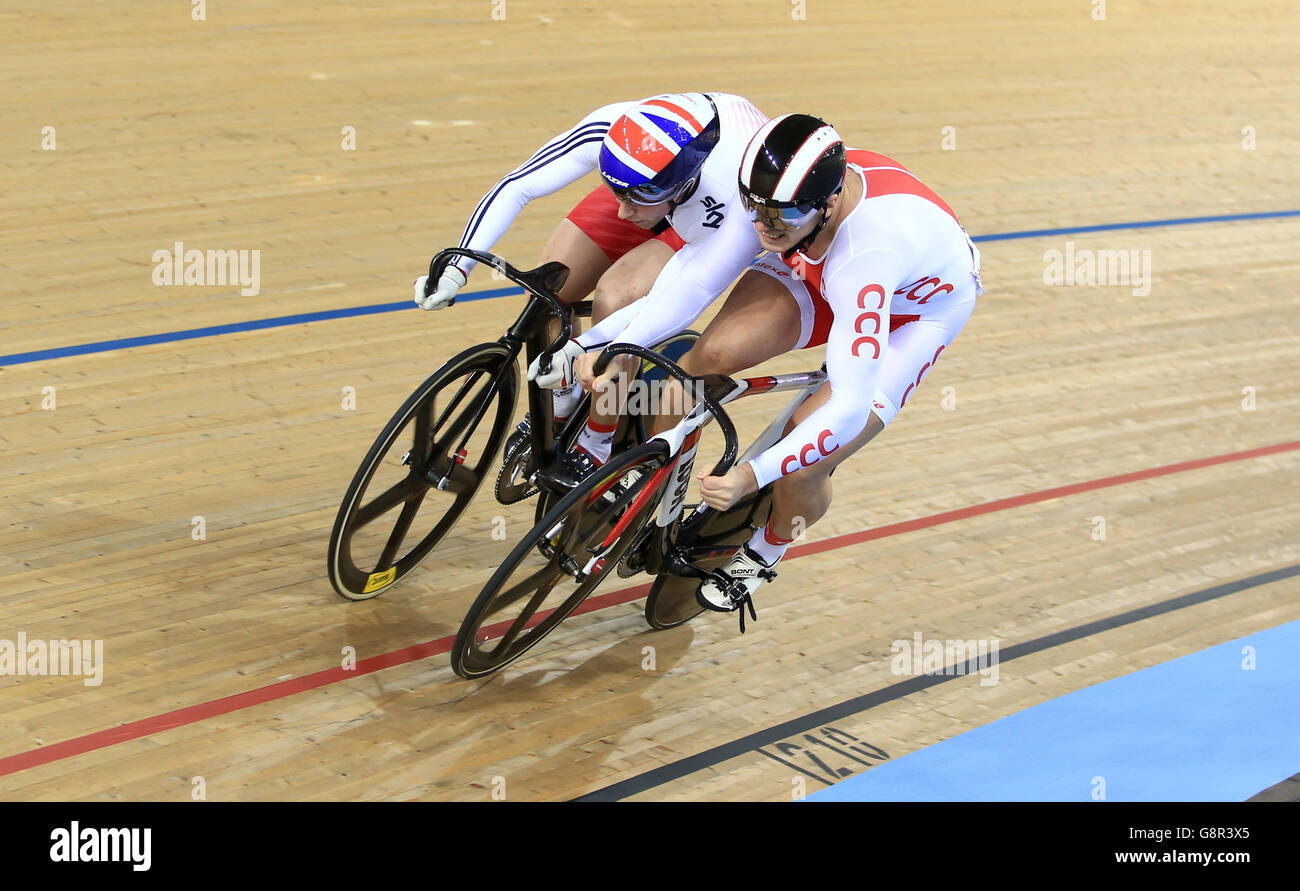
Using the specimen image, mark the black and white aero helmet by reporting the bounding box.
[738,114,846,254]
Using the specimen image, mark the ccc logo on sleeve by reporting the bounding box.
[780,428,839,475]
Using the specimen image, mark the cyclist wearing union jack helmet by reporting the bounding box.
[597,94,721,208]
[413,92,768,484]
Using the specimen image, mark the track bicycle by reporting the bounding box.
[450,343,828,678]
[327,248,696,601]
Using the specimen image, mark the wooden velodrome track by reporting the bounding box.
[3,0,1298,802]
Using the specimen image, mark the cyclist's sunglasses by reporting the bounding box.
[608,179,687,207]
[740,192,825,232]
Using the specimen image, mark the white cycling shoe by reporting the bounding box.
[696,544,778,632]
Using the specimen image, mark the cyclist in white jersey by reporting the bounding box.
[576,114,982,621]
[412,92,768,485]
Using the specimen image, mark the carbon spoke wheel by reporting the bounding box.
[450,441,670,679]
[327,343,518,601]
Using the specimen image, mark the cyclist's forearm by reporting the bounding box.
[449,111,610,275]
[598,273,715,351]
[577,299,643,349]
[749,391,874,489]
[614,217,758,348]
[750,317,885,489]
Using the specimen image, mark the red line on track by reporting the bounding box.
[2,439,1296,780]
[791,439,1300,559]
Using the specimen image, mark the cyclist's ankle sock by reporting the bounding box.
[552,380,582,423]
[575,418,617,465]
[748,520,793,566]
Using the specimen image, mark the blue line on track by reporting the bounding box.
[975,208,1300,242]
[4,209,1297,368]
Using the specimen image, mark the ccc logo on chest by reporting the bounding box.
[850,278,954,359]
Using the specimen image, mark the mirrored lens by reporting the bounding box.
[745,200,819,232]
[611,182,677,207]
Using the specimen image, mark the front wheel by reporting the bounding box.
[450,440,671,679]
[327,343,518,600]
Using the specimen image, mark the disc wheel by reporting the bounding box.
[328,343,518,600]
[644,489,773,629]
[450,440,670,679]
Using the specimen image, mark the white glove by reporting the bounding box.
[527,339,587,390]
[413,266,467,311]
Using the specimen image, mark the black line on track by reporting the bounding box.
[574,561,1300,801]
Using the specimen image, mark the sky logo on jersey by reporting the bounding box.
[700,195,725,228]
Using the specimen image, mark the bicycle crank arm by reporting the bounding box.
[666,549,714,579]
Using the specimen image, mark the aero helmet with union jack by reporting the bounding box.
[599,93,721,205]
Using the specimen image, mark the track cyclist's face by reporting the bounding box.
[752,212,818,252]
[613,193,672,228]
[749,190,840,253]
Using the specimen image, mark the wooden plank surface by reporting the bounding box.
[1,0,1298,801]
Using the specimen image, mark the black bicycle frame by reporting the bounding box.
[592,342,827,580]
[425,247,593,478]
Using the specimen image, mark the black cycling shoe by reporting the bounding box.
[535,447,602,492]
[496,412,577,504]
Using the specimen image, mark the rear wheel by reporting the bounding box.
[451,440,671,679]
[644,488,773,629]
[328,343,518,601]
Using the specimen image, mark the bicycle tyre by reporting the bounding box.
[328,343,518,600]
[450,439,671,678]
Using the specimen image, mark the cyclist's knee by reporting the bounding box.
[679,338,738,376]
[775,466,832,503]
[772,472,831,527]
[676,347,702,375]
[592,269,639,318]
